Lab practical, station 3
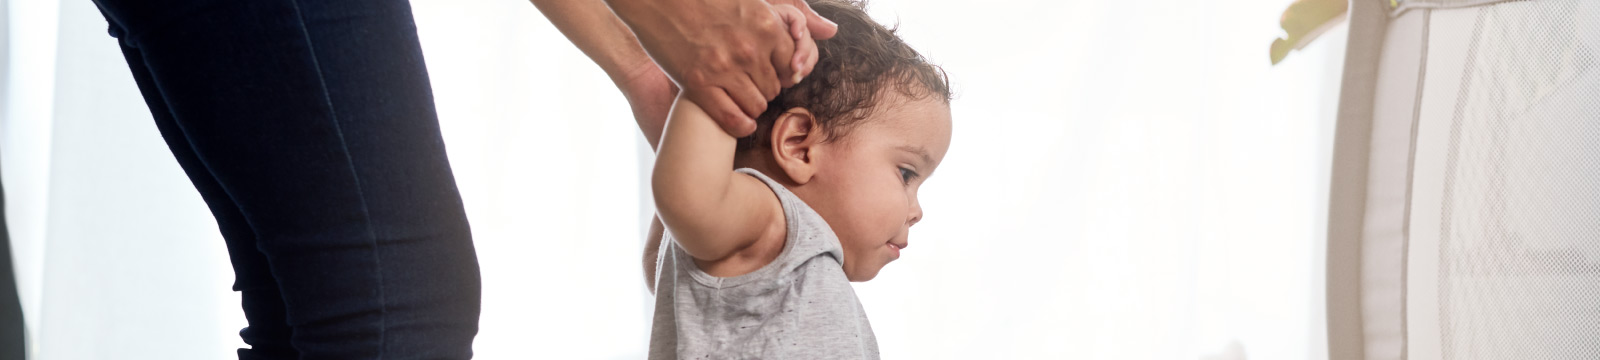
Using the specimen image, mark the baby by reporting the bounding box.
[645,0,951,358]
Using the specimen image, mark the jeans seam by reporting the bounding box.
[285,0,388,357]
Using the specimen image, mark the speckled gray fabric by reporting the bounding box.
[649,168,878,360]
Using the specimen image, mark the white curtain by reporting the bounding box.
[3,0,1347,359]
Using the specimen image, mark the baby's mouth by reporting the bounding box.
[887,241,907,259]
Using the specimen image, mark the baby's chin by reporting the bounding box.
[845,271,878,282]
[843,261,889,282]
[841,236,899,281]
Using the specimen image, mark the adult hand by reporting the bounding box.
[605,0,838,137]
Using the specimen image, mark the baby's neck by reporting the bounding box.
[732,151,789,184]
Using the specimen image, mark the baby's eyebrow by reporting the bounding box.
[897,145,934,167]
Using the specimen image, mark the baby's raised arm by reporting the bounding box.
[651,96,784,263]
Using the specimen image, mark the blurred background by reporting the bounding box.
[2,0,1347,358]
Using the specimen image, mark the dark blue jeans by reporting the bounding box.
[91,0,481,358]
[0,164,21,360]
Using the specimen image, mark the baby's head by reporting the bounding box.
[734,0,951,282]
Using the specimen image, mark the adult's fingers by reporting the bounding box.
[685,88,756,137]
[739,5,786,100]
[771,4,811,87]
[750,50,782,100]
[762,4,802,89]
[725,74,769,121]
[791,16,818,82]
[789,0,838,39]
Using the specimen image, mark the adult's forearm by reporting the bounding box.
[528,0,653,86]
[530,0,678,147]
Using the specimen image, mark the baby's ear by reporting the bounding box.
[769,108,824,184]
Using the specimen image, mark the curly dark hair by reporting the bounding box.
[735,0,951,152]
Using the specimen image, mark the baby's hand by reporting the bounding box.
[770,4,820,85]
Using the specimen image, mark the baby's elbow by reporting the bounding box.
[650,176,694,229]
[650,175,672,215]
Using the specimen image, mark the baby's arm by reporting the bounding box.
[652,96,784,264]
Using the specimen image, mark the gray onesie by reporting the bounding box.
[648,168,879,360]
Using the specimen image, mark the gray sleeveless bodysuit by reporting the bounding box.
[648,168,879,360]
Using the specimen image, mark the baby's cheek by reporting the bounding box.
[870,186,911,232]
[840,185,896,230]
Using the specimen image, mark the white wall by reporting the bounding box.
[844,2,1345,359]
[407,1,650,358]
[3,0,1346,359]
[9,0,243,358]
[3,1,61,356]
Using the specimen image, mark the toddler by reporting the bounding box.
[646,0,951,358]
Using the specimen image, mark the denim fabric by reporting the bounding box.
[0,159,23,360]
[0,0,19,353]
[92,0,481,358]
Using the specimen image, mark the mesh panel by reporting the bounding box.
[1402,0,1518,8]
[1434,1,1600,359]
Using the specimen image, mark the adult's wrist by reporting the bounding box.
[600,0,661,31]
[613,55,669,95]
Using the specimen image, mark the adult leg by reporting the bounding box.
[0,0,22,354]
[115,41,300,360]
[94,0,481,358]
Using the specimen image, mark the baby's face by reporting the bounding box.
[796,94,952,282]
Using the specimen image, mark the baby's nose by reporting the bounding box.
[907,201,923,226]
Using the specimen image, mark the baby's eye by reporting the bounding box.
[898,167,918,184]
